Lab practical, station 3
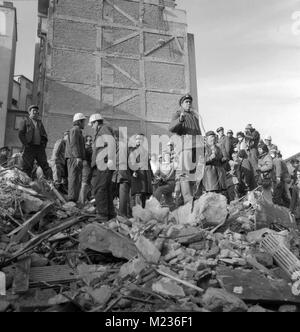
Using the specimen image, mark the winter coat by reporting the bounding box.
[257,153,274,185]
[245,129,260,149]
[128,145,153,196]
[18,117,48,148]
[237,139,248,152]
[91,124,116,169]
[217,135,231,161]
[238,157,256,190]
[273,158,291,183]
[65,125,86,160]
[112,140,131,184]
[169,109,201,136]
[202,144,227,192]
[290,185,300,219]
[50,139,66,166]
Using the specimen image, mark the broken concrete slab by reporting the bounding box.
[201,287,248,312]
[217,267,300,304]
[119,258,147,279]
[247,305,267,313]
[152,277,185,298]
[79,223,138,261]
[20,194,44,214]
[172,193,228,227]
[255,196,295,230]
[135,236,161,264]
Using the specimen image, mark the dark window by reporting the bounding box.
[12,98,18,107]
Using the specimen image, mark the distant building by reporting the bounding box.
[5,75,33,154]
[0,1,17,148]
[33,0,199,155]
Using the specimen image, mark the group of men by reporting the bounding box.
[1,98,300,222]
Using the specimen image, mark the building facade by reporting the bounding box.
[5,75,33,154]
[34,0,198,153]
[0,1,17,148]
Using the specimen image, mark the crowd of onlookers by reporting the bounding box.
[1,96,300,223]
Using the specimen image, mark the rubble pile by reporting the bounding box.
[1,168,300,312]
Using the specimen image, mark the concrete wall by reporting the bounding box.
[0,4,16,148]
[42,0,198,154]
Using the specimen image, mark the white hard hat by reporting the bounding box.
[88,113,103,126]
[73,113,87,123]
[265,135,272,141]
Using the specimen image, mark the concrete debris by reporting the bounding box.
[201,288,248,312]
[172,193,227,227]
[152,277,185,298]
[0,171,300,313]
[135,236,161,264]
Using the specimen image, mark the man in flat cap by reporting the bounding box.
[169,94,203,204]
[18,105,53,180]
[227,129,237,159]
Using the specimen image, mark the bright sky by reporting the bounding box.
[11,0,300,158]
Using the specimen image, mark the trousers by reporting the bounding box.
[91,169,115,220]
[67,158,82,203]
[22,145,53,180]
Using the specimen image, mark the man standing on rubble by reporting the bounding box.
[257,143,274,202]
[245,124,260,171]
[169,94,202,204]
[50,131,69,192]
[270,149,291,208]
[65,113,87,204]
[18,105,53,180]
[89,113,116,221]
[216,127,231,166]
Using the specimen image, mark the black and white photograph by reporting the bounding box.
[0,0,300,316]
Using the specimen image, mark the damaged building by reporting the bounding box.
[33,0,198,153]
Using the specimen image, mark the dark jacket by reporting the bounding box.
[112,140,131,183]
[273,158,290,182]
[238,157,256,190]
[169,109,201,136]
[202,145,227,192]
[129,145,153,195]
[91,124,115,169]
[290,185,300,219]
[217,134,231,161]
[65,125,86,160]
[51,139,66,165]
[18,117,48,147]
[245,129,260,149]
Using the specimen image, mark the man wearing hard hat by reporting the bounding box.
[89,113,116,221]
[18,105,53,180]
[65,113,87,203]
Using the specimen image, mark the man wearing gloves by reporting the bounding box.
[65,113,87,203]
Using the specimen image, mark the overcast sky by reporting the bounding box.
[11,0,300,158]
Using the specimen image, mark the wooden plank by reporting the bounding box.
[12,257,31,294]
[216,267,300,304]
[103,31,140,50]
[9,203,54,241]
[103,58,140,85]
[105,0,139,25]
[1,216,87,268]
[144,36,175,56]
